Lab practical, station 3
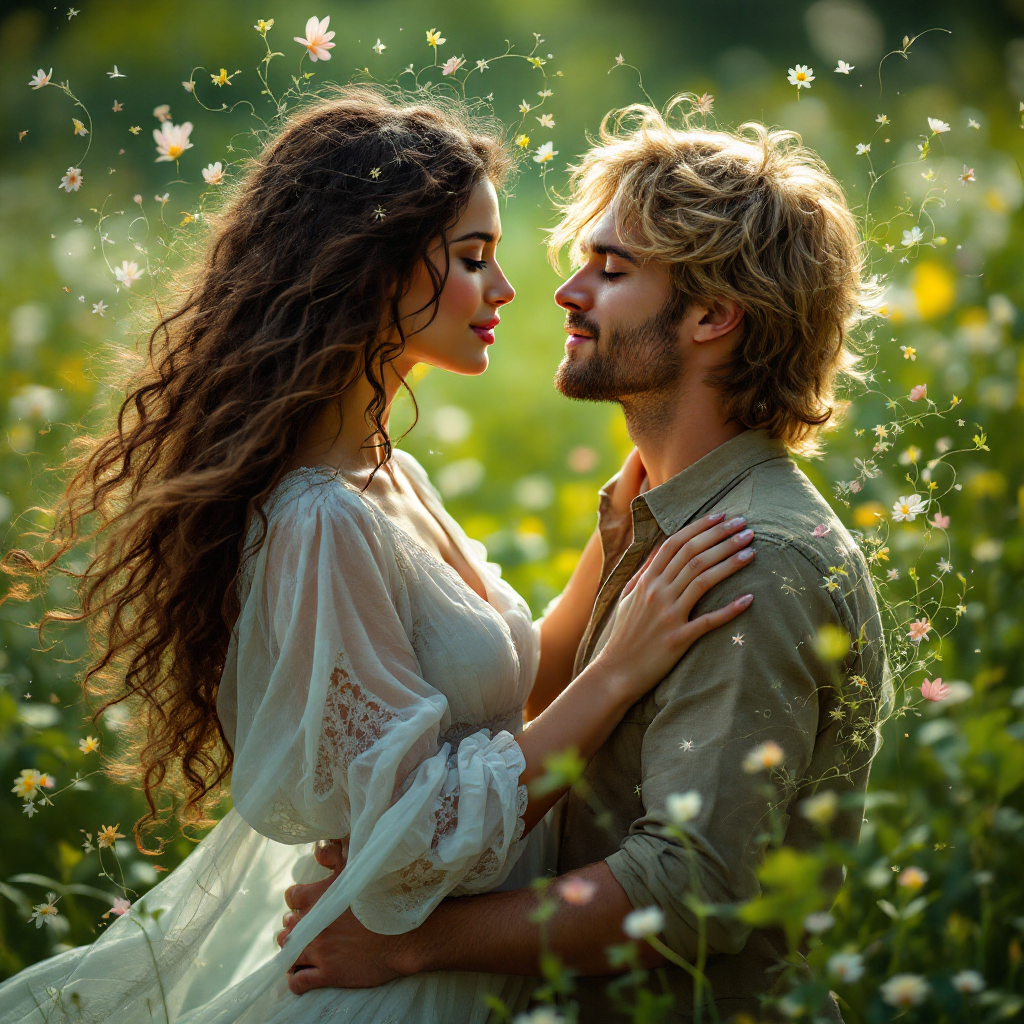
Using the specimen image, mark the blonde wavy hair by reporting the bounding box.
[548,98,879,457]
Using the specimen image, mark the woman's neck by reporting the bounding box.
[290,361,411,476]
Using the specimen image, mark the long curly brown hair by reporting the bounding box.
[4,86,511,847]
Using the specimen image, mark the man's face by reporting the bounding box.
[553,207,686,402]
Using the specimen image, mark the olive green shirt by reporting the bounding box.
[558,429,888,1022]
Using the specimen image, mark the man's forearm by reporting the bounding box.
[407,861,665,977]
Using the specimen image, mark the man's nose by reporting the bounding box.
[554,269,592,312]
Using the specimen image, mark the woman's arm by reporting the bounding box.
[517,512,755,832]
[277,515,754,954]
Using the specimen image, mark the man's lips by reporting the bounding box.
[471,316,499,344]
[564,329,596,350]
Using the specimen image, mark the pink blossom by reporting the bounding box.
[920,677,950,701]
[558,876,597,905]
[110,897,131,916]
[909,384,928,402]
[849,480,862,493]
[930,513,950,529]
[812,524,830,538]
[907,618,932,643]
[294,16,335,61]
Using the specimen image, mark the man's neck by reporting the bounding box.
[621,383,746,488]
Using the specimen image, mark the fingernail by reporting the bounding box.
[727,516,746,529]
[707,511,726,523]
[738,547,755,560]
[737,593,754,607]
[736,528,754,542]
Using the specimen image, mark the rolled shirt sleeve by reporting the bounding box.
[605,538,855,960]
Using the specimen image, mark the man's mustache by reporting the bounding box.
[564,312,601,342]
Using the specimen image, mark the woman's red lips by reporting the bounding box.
[471,316,499,344]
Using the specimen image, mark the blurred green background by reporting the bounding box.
[2,0,1024,1019]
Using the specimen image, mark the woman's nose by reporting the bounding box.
[490,267,515,307]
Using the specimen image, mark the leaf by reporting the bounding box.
[530,747,586,797]
[0,881,31,916]
[814,624,850,663]
[863,790,901,810]
[482,995,511,1023]
[904,896,929,918]
[605,942,639,969]
[528,899,557,924]
[877,899,900,919]
[8,873,116,904]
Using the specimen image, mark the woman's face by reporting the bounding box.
[393,178,515,376]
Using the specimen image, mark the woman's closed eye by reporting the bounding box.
[461,257,488,272]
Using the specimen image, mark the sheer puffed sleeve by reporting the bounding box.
[220,478,528,933]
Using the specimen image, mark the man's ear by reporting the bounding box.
[691,300,744,344]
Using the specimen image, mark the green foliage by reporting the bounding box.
[814,623,852,664]
[531,747,586,798]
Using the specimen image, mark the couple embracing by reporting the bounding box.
[0,87,885,1024]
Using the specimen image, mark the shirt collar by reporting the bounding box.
[636,428,789,535]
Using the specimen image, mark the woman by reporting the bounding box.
[0,88,754,1023]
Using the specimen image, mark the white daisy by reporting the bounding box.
[622,906,665,939]
[892,494,928,522]
[533,141,558,164]
[59,166,83,192]
[114,260,145,289]
[153,121,193,162]
[202,161,224,185]
[787,64,815,89]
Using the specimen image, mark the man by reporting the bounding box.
[277,109,887,1021]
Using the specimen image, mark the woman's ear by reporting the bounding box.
[692,300,744,343]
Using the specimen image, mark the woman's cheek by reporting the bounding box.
[439,270,481,325]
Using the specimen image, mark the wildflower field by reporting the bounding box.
[1,1,1024,1020]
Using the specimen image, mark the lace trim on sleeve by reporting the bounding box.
[458,781,529,890]
[314,651,400,799]
[367,748,528,914]
[441,706,524,747]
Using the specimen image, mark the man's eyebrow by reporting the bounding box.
[451,230,499,244]
[582,241,637,264]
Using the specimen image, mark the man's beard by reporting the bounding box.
[554,296,686,403]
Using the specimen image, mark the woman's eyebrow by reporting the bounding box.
[451,230,499,244]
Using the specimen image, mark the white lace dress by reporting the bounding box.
[0,452,550,1024]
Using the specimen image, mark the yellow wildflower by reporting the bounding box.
[12,769,42,800]
[97,824,125,849]
[210,69,239,87]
